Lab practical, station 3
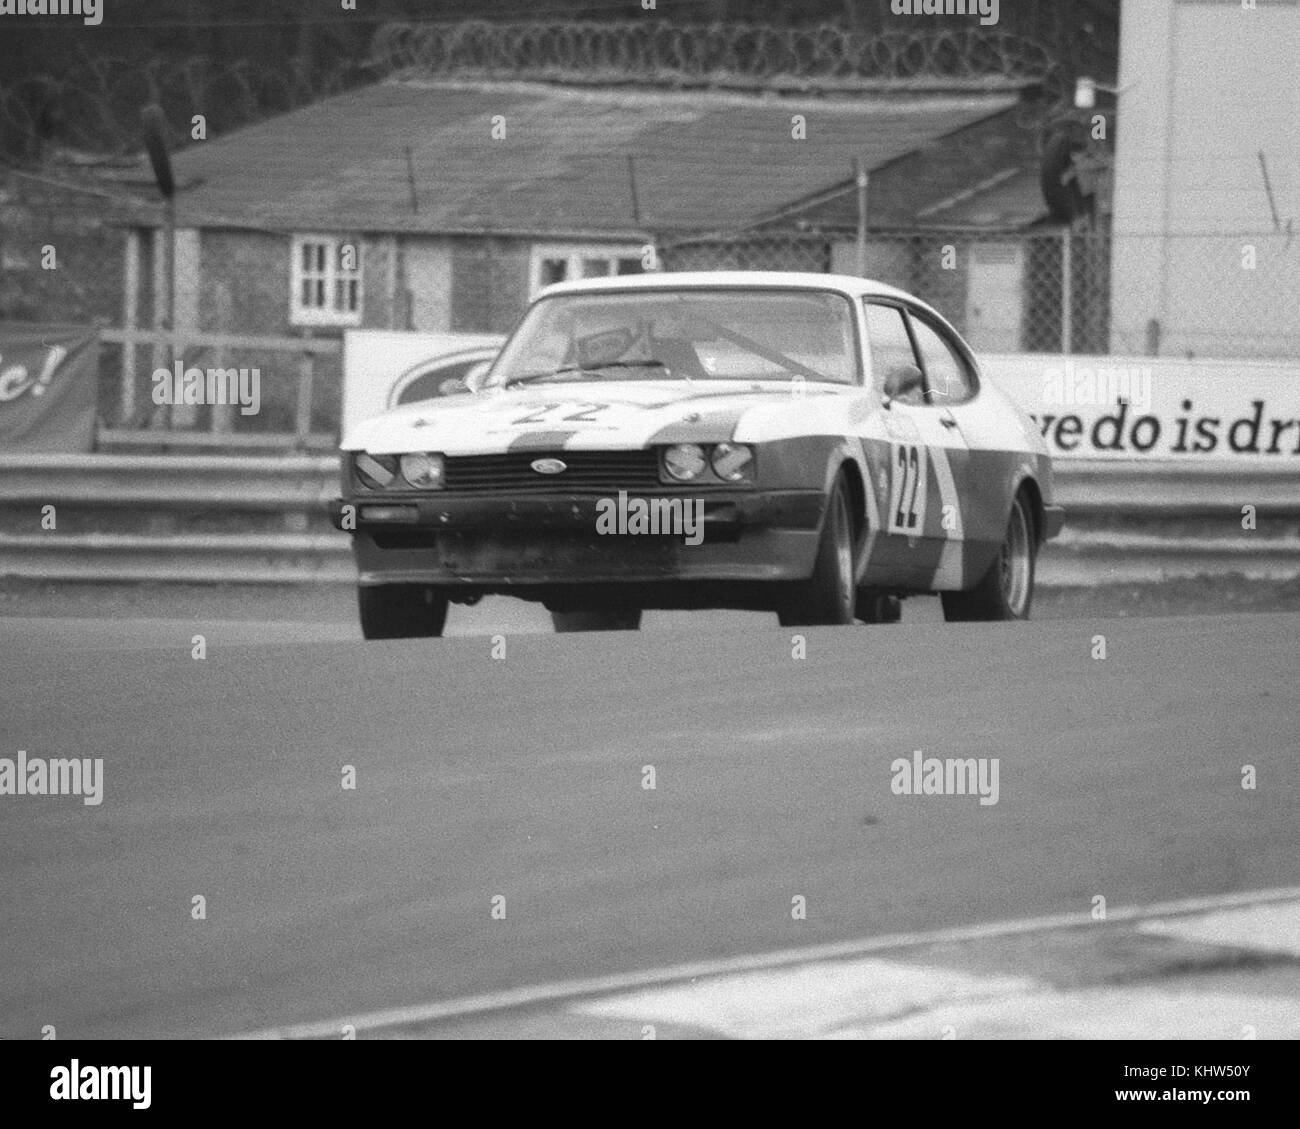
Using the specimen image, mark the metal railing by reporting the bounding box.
[3,455,1297,588]
[97,328,341,448]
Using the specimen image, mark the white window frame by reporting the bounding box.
[290,234,364,327]
[529,243,646,296]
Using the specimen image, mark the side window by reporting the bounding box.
[864,302,923,405]
[908,314,976,404]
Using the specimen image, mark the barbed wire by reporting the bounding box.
[371,20,1060,87]
[0,21,1064,159]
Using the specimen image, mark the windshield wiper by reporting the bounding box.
[502,360,668,388]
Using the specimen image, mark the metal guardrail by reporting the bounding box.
[1,454,337,510]
[2,456,1298,586]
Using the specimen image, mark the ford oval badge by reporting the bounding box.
[531,458,567,475]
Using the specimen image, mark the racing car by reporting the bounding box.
[331,271,1064,637]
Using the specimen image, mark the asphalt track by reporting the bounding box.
[1,606,1297,1038]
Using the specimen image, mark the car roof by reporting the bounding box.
[537,270,919,305]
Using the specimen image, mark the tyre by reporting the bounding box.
[550,606,643,632]
[358,584,449,639]
[778,474,857,627]
[941,490,1036,622]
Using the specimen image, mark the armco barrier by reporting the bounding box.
[1,455,1298,586]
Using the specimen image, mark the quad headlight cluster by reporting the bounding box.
[354,451,445,490]
[659,442,755,484]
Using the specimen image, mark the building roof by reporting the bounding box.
[150,78,1024,238]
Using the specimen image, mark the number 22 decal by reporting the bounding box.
[510,402,609,426]
[887,442,928,534]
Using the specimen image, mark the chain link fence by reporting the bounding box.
[657,227,1300,360]
[657,227,1110,354]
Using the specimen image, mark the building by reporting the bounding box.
[1109,0,1300,358]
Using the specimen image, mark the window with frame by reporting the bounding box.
[291,235,363,326]
[529,244,645,295]
[864,302,925,405]
[907,314,976,404]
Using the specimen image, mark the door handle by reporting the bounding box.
[939,415,959,429]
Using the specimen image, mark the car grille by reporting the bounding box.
[443,450,662,493]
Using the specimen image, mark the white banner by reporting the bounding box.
[343,335,1300,463]
[342,330,504,446]
[984,354,1300,461]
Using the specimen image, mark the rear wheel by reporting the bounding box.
[551,606,643,632]
[778,474,857,627]
[358,584,449,639]
[941,490,1036,622]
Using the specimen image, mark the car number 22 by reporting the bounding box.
[510,402,610,426]
[887,442,928,535]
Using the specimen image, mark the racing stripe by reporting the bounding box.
[508,430,580,452]
[855,437,882,586]
[927,444,965,589]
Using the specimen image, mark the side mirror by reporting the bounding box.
[882,362,924,404]
[463,360,492,395]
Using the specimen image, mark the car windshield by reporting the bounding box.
[484,288,860,388]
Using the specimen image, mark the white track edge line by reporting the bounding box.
[237,883,1300,1040]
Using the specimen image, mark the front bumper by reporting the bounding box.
[330,490,824,586]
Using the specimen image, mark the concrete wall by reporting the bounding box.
[1111,0,1300,358]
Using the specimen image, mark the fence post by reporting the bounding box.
[855,158,869,277]
[210,284,234,434]
[1060,227,1074,355]
[294,332,316,451]
[121,230,140,425]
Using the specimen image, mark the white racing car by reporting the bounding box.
[331,271,1064,637]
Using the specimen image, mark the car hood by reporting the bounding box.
[343,379,846,454]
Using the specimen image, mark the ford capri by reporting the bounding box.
[331,271,1064,637]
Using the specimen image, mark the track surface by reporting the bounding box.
[1,608,1297,1038]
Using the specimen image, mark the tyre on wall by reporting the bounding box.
[941,489,1037,622]
[358,584,449,639]
[778,472,857,627]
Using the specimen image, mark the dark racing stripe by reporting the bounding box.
[507,430,580,452]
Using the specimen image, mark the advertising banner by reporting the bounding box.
[342,333,1300,464]
[984,354,1300,461]
[0,323,99,452]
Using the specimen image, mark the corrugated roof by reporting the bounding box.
[159,78,1020,236]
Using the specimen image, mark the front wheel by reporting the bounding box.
[941,491,1036,622]
[358,584,449,639]
[778,474,857,627]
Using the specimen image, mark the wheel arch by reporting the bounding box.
[1012,473,1045,546]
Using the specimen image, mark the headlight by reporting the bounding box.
[662,443,708,482]
[354,452,398,489]
[399,452,445,489]
[710,442,754,481]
